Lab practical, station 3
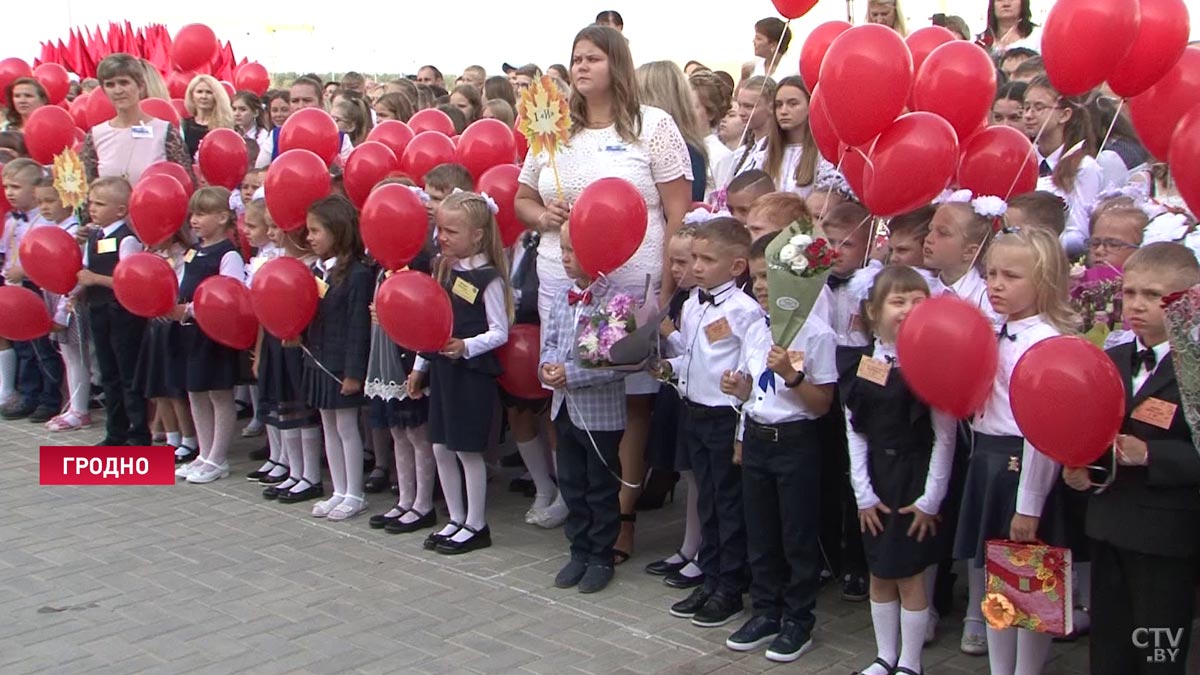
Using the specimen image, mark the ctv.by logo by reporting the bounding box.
[1132,627,1184,664]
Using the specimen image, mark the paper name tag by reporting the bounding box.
[704,317,732,344]
[788,350,805,372]
[183,249,197,263]
[314,276,329,299]
[856,355,891,386]
[452,277,479,304]
[96,237,117,255]
[131,125,154,139]
[1131,397,1177,430]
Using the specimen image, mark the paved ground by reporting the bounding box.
[0,414,1099,674]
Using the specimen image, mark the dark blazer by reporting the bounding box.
[1085,342,1200,559]
[305,259,374,381]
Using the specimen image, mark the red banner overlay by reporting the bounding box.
[40,446,176,485]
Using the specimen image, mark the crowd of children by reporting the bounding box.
[2,8,1200,673]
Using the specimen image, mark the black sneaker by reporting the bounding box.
[691,591,744,628]
[725,615,781,651]
[669,587,711,618]
[842,573,869,602]
[765,619,813,663]
[578,564,613,594]
[554,559,588,589]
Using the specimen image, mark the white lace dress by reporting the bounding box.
[519,105,692,394]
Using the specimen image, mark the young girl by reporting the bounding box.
[407,190,512,554]
[839,266,955,675]
[923,198,1000,325]
[266,90,292,129]
[302,195,374,520]
[716,76,778,198]
[232,91,271,151]
[332,97,373,147]
[172,187,246,484]
[954,227,1077,675]
[449,85,482,125]
[767,77,833,197]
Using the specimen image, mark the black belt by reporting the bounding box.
[682,399,738,420]
[745,417,817,443]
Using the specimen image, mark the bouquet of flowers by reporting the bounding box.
[577,292,644,371]
[766,219,838,347]
[1069,265,1123,348]
[1163,285,1200,453]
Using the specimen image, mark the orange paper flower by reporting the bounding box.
[517,75,571,158]
[52,147,88,210]
[983,592,1017,629]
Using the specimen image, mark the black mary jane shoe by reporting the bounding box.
[276,479,324,503]
[385,508,437,534]
[364,468,390,494]
[664,569,705,589]
[435,524,492,555]
[851,657,895,675]
[247,460,286,481]
[645,550,690,577]
[369,507,407,530]
[174,445,199,465]
[423,521,462,550]
[258,467,291,485]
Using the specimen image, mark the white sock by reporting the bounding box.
[966,562,986,625]
[0,348,16,400]
[451,451,487,542]
[188,393,215,462]
[1015,628,1052,675]
[407,425,436,518]
[986,626,1017,675]
[280,427,303,483]
[166,431,182,447]
[681,470,702,560]
[868,600,900,674]
[517,437,555,508]
[267,425,283,462]
[300,426,323,484]
[63,343,90,414]
[206,390,236,466]
[433,443,464,536]
[336,408,364,501]
[391,427,416,511]
[320,409,347,497]
[181,435,198,449]
[678,560,702,578]
[248,384,259,417]
[897,607,928,672]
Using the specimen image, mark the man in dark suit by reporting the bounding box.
[1065,242,1200,675]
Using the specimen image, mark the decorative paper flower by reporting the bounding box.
[517,75,571,158]
[52,148,88,210]
[982,592,1017,629]
[972,195,1008,219]
[1008,547,1036,568]
[1069,262,1086,280]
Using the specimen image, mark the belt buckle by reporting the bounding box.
[758,423,779,443]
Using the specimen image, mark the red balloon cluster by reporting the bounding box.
[367,121,415,160]
[0,286,52,340]
[819,25,912,147]
[456,119,517,180]
[279,108,340,166]
[497,324,550,400]
[264,149,331,231]
[113,253,178,318]
[33,63,70,104]
[129,173,189,247]
[904,27,957,84]
[18,227,82,294]
[958,126,1038,200]
[360,183,428,271]
[570,178,648,277]
[234,62,271,96]
[0,58,32,106]
[198,128,249,190]
[913,41,996,141]
[896,296,998,419]
[799,21,851,93]
[409,108,456,137]
[344,141,399,208]
[142,160,195,197]
[251,257,318,340]
[193,276,258,350]
[374,271,453,352]
[401,131,456,187]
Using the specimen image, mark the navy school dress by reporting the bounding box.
[179,239,241,393]
[301,258,374,410]
[837,346,946,579]
[425,266,502,453]
[133,251,186,400]
[647,287,691,472]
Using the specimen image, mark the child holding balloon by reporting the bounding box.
[923,197,999,326]
[407,190,512,555]
[954,226,1077,675]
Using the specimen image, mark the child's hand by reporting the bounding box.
[406,371,425,399]
[732,441,742,466]
[75,226,92,246]
[1115,434,1149,466]
[652,359,673,381]
[76,269,101,287]
[441,337,466,360]
[766,345,798,380]
[899,503,938,542]
[719,369,751,401]
[1062,466,1091,491]
[1009,514,1040,542]
[340,377,362,396]
[658,316,677,339]
[541,363,567,389]
[65,297,76,313]
[859,503,891,536]
[168,304,188,322]
[369,302,379,325]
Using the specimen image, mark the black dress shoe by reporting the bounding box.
[258,469,290,485]
[645,551,689,576]
[96,438,127,447]
[423,521,461,550]
[435,524,492,555]
[235,400,253,419]
[363,469,390,493]
[369,508,406,529]
[29,405,58,424]
[664,569,705,589]
[385,508,437,533]
[276,480,324,503]
[500,451,524,468]
[247,460,285,481]
[262,482,288,500]
[174,445,198,464]
[2,401,36,420]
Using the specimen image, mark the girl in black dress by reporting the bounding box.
[838,266,955,675]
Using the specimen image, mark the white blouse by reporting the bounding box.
[1037,145,1104,257]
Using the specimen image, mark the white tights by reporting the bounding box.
[433,444,487,542]
[320,408,364,502]
[393,425,436,523]
[188,390,236,465]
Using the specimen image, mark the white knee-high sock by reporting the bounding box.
[450,451,488,541]
[267,425,283,462]
[391,427,416,510]
[433,443,464,535]
[63,344,90,414]
[280,427,302,480]
[188,393,215,462]
[300,426,323,485]
[408,425,436,515]
[517,437,555,509]
[207,390,236,466]
[1014,629,1052,675]
[868,600,901,673]
[235,384,250,404]
[966,562,986,623]
[986,626,1018,675]
[336,408,364,501]
[897,608,928,672]
[320,409,347,497]
[0,348,16,400]
[681,471,702,560]
[248,384,259,416]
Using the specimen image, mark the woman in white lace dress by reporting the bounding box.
[514,24,693,563]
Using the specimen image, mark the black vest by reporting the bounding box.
[179,239,238,303]
[85,222,137,305]
[443,266,502,376]
[836,346,934,456]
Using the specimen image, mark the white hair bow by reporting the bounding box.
[450,187,500,215]
[406,186,431,204]
[682,207,729,226]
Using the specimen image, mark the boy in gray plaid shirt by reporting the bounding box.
[539,223,628,594]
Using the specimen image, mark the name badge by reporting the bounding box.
[131,125,154,139]
[452,277,480,304]
[183,249,197,263]
[1131,397,1177,430]
[96,237,117,255]
[601,144,628,152]
[704,317,732,344]
[314,276,329,299]
[856,355,891,386]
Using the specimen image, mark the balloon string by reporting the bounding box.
[719,19,790,195]
[299,343,345,386]
[1001,113,1053,202]
[1098,98,1124,158]
[564,391,641,490]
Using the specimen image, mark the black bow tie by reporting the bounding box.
[10,211,27,222]
[826,274,851,290]
[1134,347,1157,373]
[998,324,1018,342]
[699,289,717,305]
[1039,159,1053,178]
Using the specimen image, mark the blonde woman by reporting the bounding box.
[183,74,235,159]
[636,61,707,202]
[139,59,171,101]
[866,0,908,37]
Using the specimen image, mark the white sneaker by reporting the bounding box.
[327,497,367,521]
[528,496,569,529]
[175,458,205,479]
[926,608,939,644]
[312,494,345,518]
[186,461,229,484]
[241,419,265,437]
[960,620,988,655]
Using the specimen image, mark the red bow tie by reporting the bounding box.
[568,289,592,306]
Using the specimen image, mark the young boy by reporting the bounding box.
[725,170,774,225]
[75,177,150,446]
[722,231,837,663]
[424,163,475,211]
[816,201,872,348]
[886,206,936,269]
[1087,206,1146,272]
[1064,242,1200,675]
[746,192,810,243]
[1006,191,1066,237]
[539,222,627,593]
[805,184,847,235]
[659,218,764,627]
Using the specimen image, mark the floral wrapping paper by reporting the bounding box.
[982,540,1073,636]
[765,219,836,347]
[1163,284,1200,453]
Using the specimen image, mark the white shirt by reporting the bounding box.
[254,131,354,169]
[1131,338,1171,394]
[972,314,1062,517]
[714,137,767,192]
[81,220,144,266]
[702,133,733,200]
[664,280,765,407]
[2,207,45,275]
[940,268,1000,328]
[845,339,957,514]
[776,144,841,198]
[245,243,281,288]
[414,254,510,371]
[751,55,800,80]
[739,312,837,430]
[1037,144,1103,257]
[813,282,870,347]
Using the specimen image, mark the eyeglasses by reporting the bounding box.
[1086,237,1139,250]
[1022,102,1060,115]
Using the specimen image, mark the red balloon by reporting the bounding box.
[234,62,271,96]
[129,174,189,247]
[69,93,91,130]
[198,128,249,190]
[1129,46,1200,160]
[477,164,524,247]
[913,41,997,141]
[113,253,178,318]
[497,324,551,400]
[33,62,70,104]
[799,21,852,93]
[456,118,517,180]
[905,26,958,84]
[360,183,428,270]
[250,257,318,340]
[279,108,340,166]
[172,24,219,72]
[1168,103,1200,217]
[193,276,258,350]
[1042,0,1140,96]
[367,121,415,160]
[819,24,913,146]
[840,145,870,205]
[1011,336,1125,466]
[1109,0,1190,97]
[172,98,191,120]
[896,296,998,419]
[167,71,194,100]
[375,271,453,352]
[23,105,76,164]
[18,227,82,294]
[141,97,179,125]
[513,120,529,162]
[571,178,647,277]
[863,112,958,217]
[219,81,236,100]
[143,160,195,197]
[772,0,818,20]
[958,125,1038,199]
[86,92,117,129]
[344,141,399,208]
[0,286,51,340]
[808,86,843,163]
[400,131,456,188]
[0,58,32,106]
[409,108,456,137]
[264,149,331,231]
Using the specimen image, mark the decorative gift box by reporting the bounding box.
[982,540,1073,636]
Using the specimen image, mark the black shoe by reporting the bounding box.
[669,587,711,619]
[508,476,534,494]
[500,451,524,468]
[258,469,290,485]
[2,401,36,420]
[95,438,127,447]
[435,524,491,555]
[423,521,461,550]
[578,564,613,593]
[235,400,253,419]
[248,444,269,461]
[841,573,869,602]
[554,559,588,588]
[852,657,895,675]
[29,405,57,423]
[247,460,286,481]
[369,508,406,529]
[276,479,323,503]
[726,615,782,651]
[174,445,198,464]
[692,591,744,628]
[645,551,689,577]
[664,569,705,589]
[363,468,390,493]
[385,509,437,534]
[765,619,813,663]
